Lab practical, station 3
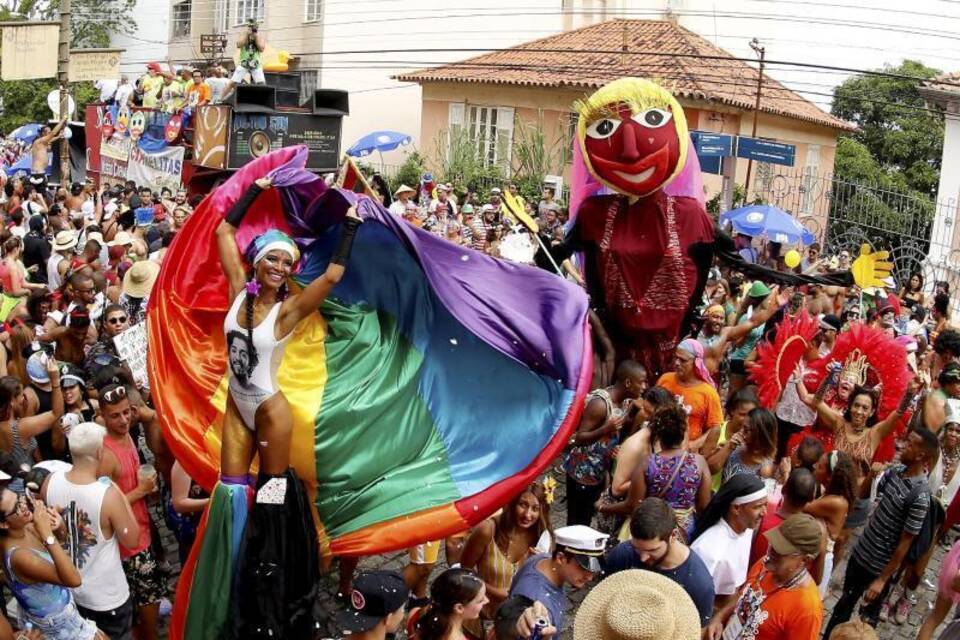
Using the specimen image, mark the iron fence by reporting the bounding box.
[754,164,960,300]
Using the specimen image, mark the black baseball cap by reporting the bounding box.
[337,570,409,633]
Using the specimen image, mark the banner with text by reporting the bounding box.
[1,24,58,80]
[126,145,184,192]
[113,322,149,390]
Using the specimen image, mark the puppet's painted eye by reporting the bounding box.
[633,108,672,128]
[585,118,621,140]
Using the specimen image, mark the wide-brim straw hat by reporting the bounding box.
[573,570,701,640]
[122,260,160,298]
[393,184,416,197]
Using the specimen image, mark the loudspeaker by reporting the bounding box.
[264,72,301,93]
[228,84,276,113]
[304,89,349,116]
[275,89,300,108]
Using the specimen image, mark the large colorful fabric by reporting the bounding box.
[148,145,592,558]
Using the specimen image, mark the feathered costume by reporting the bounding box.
[148,146,593,639]
[752,320,911,462]
[562,78,893,376]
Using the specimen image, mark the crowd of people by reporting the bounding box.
[330,177,960,640]
[94,22,268,114]
[0,172,200,640]
[0,150,958,640]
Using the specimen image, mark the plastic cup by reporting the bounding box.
[139,463,156,482]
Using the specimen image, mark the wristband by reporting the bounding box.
[330,217,362,266]
[224,184,263,227]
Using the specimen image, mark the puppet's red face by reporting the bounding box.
[583,103,682,196]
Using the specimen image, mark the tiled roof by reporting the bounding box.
[925,71,960,93]
[396,19,853,131]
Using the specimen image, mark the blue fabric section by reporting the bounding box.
[295,221,575,497]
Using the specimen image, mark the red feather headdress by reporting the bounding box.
[750,311,819,409]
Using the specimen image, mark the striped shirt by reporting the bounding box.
[852,464,930,575]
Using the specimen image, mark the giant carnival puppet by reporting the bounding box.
[148,146,592,639]
[562,77,894,377]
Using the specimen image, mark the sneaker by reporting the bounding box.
[878,600,890,622]
[894,596,912,625]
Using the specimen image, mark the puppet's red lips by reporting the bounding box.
[588,143,669,175]
[613,167,656,185]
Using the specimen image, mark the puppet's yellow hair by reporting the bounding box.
[575,78,689,197]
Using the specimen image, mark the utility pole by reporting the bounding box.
[57,0,71,184]
[742,38,765,201]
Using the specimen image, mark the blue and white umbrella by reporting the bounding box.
[346,130,412,158]
[720,204,816,246]
[8,123,42,145]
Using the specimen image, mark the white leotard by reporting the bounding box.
[222,292,290,429]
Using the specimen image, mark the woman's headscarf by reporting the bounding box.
[677,338,715,388]
[248,229,300,266]
[690,473,765,542]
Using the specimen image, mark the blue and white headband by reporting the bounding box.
[250,230,300,266]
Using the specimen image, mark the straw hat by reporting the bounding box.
[108,231,135,247]
[123,260,160,298]
[52,230,77,251]
[393,184,416,197]
[573,570,700,640]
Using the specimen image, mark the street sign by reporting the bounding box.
[200,34,227,55]
[691,131,735,157]
[699,155,722,174]
[736,136,796,167]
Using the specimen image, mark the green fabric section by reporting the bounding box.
[183,483,244,640]
[314,299,459,538]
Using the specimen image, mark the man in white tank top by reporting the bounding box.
[42,422,141,640]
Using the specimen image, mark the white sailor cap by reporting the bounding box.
[554,525,608,572]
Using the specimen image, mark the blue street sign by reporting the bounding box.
[736,136,796,167]
[691,131,735,157]
[699,155,722,174]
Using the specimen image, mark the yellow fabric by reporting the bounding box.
[502,191,538,232]
[0,294,19,322]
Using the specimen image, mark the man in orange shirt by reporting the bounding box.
[706,513,824,640]
[185,68,211,109]
[657,339,722,450]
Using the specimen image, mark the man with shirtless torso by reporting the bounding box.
[29,119,67,191]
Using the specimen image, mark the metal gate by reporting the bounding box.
[753,165,960,297]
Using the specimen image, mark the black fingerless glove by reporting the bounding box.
[224,183,263,226]
[330,217,362,266]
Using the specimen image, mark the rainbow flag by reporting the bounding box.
[149,146,591,636]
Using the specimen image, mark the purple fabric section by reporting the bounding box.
[299,185,590,388]
[242,146,589,386]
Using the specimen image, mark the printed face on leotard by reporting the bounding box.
[228,335,251,382]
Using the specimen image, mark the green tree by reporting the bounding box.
[6,0,139,48]
[0,78,97,133]
[831,59,943,198]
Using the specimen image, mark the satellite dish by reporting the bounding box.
[46,90,76,118]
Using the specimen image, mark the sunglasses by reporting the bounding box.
[107,316,128,325]
[102,385,127,404]
[0,494,28,521]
